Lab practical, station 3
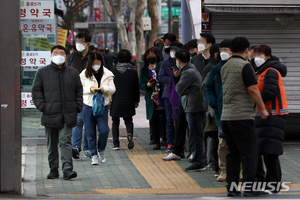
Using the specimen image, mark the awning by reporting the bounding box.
[204,0,300,14]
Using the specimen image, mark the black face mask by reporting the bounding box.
[147,57,157,64]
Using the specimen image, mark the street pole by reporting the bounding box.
[0,0,21,194]
[181,0,192,44]
[168,0,172,33]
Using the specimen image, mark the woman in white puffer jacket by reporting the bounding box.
[80,52,115,165]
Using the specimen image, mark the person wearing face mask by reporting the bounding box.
[140,48,166,150]
[175,49,207,172]
[253,45,288,194]
[32,45,83,180]
[162,33,177,61]
[110,49,140,150]
[67,32,92,160]
[205,39,232,182]
[80,52,116,165]
[191,33,216,77]
[220,37,269,197]
[158,41,183,152]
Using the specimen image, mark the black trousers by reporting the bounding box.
[205,131,219,172]
[222,120,258,192]
[257,154,282,192]
[112,117,133,147]
[151,109,166,145]
[173,105,188,155]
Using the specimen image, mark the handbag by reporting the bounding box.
[92,91,105,116]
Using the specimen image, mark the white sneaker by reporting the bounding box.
[162,153,181,161]
[98,151,106,163]
[91,155,99,165]
[188,154,193,162]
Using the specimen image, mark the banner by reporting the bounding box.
[57,29,68,47]
[20,0,55,19]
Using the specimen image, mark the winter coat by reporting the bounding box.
[80,67,116,107]
[139,62,163,120]
[32,62,83,129]
[67,50,91,74]
[191,53,211,77]
[110,63,140,118]
[168,73,179,120]
[104,53,117,71]
[175,62,206,113]
[204,60,226,127]
[158,57,176,99]
[255,59,288,155]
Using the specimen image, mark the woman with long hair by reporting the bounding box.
[140,47,166,150]
[80,52,116,165]
[254,44,288,194]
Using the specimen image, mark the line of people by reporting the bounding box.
[147,33,288,197]
[32,31,288,197]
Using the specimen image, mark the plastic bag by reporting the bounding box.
[92,91,105,117]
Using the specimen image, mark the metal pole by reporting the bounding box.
[181,0,192,44]
[168,0,172,33]
[0,0,21,194]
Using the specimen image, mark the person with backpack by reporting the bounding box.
[80,52,116,165]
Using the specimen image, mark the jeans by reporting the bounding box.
[164,98,175,145]
[222,120,258,192]
[82,104,109,156]
[72,111,88,151]
[186,111,207,167]
[45,124,73,172]
[112,117,133,147]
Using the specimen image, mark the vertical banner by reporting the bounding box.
[57,29,68,47]
[186,0,202,39]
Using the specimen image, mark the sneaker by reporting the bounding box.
[91,155,99,165]
[149,139,156,145]
[112,146,120,150]
[166,144,173,153]
[160,139,167,147]
[47,170,59,179]
[188,154,193,162]
[153,144,160,150]
[98,151,106,163]
[63,169,77,180]
[72,146,80,159]
[84,150,92,158]
[227,191,242,197]
[127,133,134,150]
[163,153,181,161]
[265,190,281,195]
[217,170,226,182]
[185,164,206,172]
[243,191,269,197]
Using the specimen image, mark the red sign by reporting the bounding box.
[95,8,101,22]
[128,22,132,32]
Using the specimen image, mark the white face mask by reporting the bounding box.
[170,50,176,58]
[52,55,65,65]
[164,46,170,50]
[254,57,266,67]
[220,52,231,61]
[76,43,86,52]
[92,65,101,71]
[197,43,206,52]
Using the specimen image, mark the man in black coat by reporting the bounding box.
[32,45,83,180]
[110,49,140,150]
[104,47,117,70]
